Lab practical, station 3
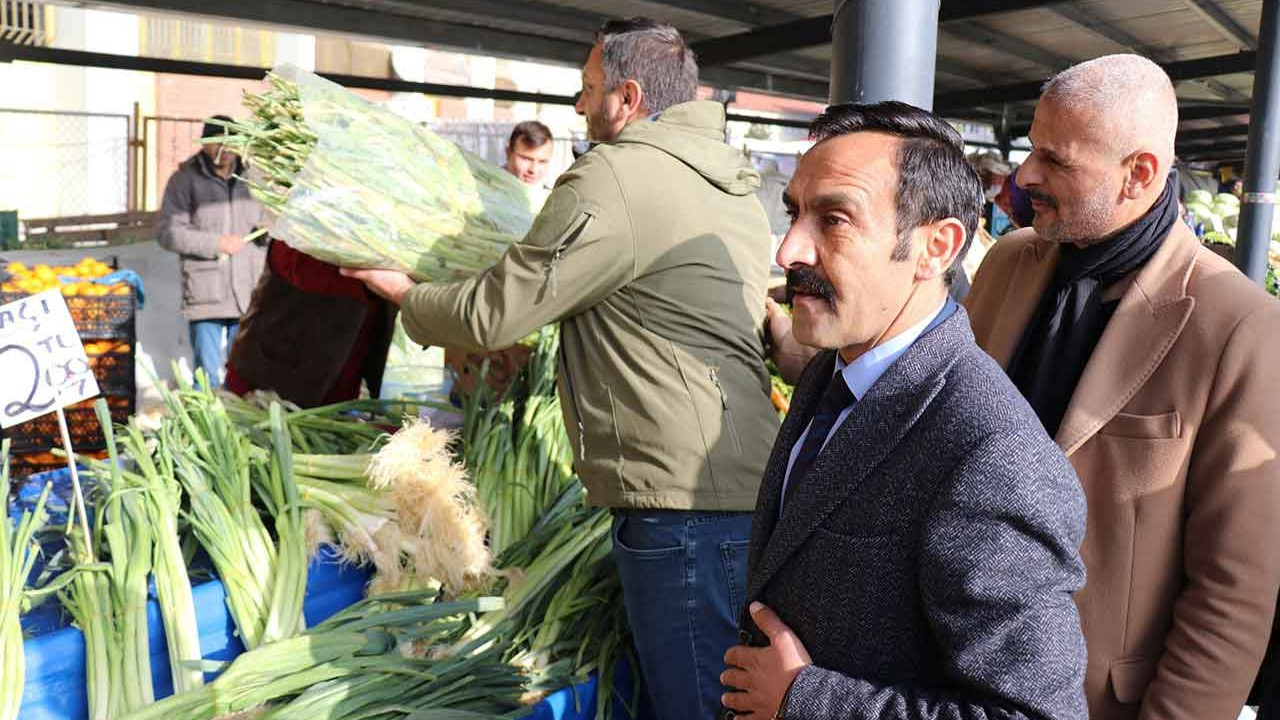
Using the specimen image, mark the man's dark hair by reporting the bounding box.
[596,18,698,115]
[810,101,983,285]
[508,120,553,150]
[201,114,234,140]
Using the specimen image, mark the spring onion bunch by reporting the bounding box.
[461,326,575,555]
[1,440,52,720]
[291,419,493,597]
[211,67,536,281]
[119,591,522,720]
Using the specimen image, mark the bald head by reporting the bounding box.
[1041,54,1178,171]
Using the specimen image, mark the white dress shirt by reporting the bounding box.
[780,300,948,510]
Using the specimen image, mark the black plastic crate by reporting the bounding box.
[7,449,108,481]
[3,396,133,455]
[85,344,136,399]
[0,288,136,340]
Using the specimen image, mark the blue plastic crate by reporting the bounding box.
[19,548,638,720]
[20,548,370,719]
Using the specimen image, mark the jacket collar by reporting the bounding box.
[748,307,971,599]
[985,223,1198,454]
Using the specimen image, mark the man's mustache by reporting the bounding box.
[786,267,836,306]
[1025,188,1058,209]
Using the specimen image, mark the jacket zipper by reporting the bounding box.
[708,366,743,453]
[544,213,593,298]
[559,341,587,461]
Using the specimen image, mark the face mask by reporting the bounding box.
[984,184,1002,201]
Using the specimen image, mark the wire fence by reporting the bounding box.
[0,109,129,218]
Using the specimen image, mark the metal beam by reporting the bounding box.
[691,0,1060,67]
[346,0,603,37]
[1178,140,1249,156]
[1177,123,1251,142]
[935,51,1257,110]
[1179,104,1252,120]
[637,0,802,27]
[85,0,592,65]
[699,66,829,100]
[1048,4,1249,104]
[0,43,586,102]
[942,20,1074,71]
[1049,3,1160,56]
[1182,0,1258,50]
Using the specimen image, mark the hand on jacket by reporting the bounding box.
[218,234,248,256]
[340,267,415,306]
[722,602,812,718]
[766,297,819,385]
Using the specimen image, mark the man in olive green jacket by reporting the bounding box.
[346,18,779,720]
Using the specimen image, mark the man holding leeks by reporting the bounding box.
[346,17,779,720]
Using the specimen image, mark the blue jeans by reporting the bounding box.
[189,319,238,389]
[611,510,753,720]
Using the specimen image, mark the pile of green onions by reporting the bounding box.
[211,68,536,281]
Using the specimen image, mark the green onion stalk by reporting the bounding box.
[209,68,536,281]
[118,593,520,720]
[157,371,276,649]
[1,440,52,720]
[259,403,307,644]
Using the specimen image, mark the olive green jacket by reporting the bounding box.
[401,100,779,510]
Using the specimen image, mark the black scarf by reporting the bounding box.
[1007,180,1178,436]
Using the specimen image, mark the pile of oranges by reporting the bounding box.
[2,258,132,296]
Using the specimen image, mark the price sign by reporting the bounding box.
[0,289,100,428]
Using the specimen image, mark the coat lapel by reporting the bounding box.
[747,352,835,576]
[1055,224,1198,455]
[747,312,966,600]
[984,240,1058,367]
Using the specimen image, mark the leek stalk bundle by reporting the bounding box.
[214,67,537,281]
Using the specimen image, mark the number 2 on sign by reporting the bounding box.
[0,343,55,418]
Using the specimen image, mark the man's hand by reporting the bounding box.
[766,298,819,385]
[339,267,416,306]
[218,234,247,256]
[722,602,812,718]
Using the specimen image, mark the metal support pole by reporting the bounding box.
[1235,0,1280,285]
[829,0,940,108]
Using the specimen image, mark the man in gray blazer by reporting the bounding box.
[719,102,1088,720]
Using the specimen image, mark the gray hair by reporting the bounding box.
[1041,54,1178,167]
[597,18,698,115]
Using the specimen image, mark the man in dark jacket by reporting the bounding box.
[720,102,1087,720]
[157,116,266,388]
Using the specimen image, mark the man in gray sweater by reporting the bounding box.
[157,116,266,387]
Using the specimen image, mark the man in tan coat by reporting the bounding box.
[965,54,1280,720]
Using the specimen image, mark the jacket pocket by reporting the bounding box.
[1098,411,1181,439]
[183,259,227,306]
[541,211,595,299]
[707,366,743,454]
[1109,656,1159,704]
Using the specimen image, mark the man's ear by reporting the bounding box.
[1123,150,1161,199]
[619,79,646,118]
[916,218,966,283]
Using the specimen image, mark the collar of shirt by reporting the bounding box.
[835,298,948,400]
[780,298,948,509]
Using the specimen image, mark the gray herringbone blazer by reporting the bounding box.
[744,307,1088,720]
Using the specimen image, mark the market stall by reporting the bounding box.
[2,69,638,720]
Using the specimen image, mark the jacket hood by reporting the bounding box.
[612,100,761,196]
